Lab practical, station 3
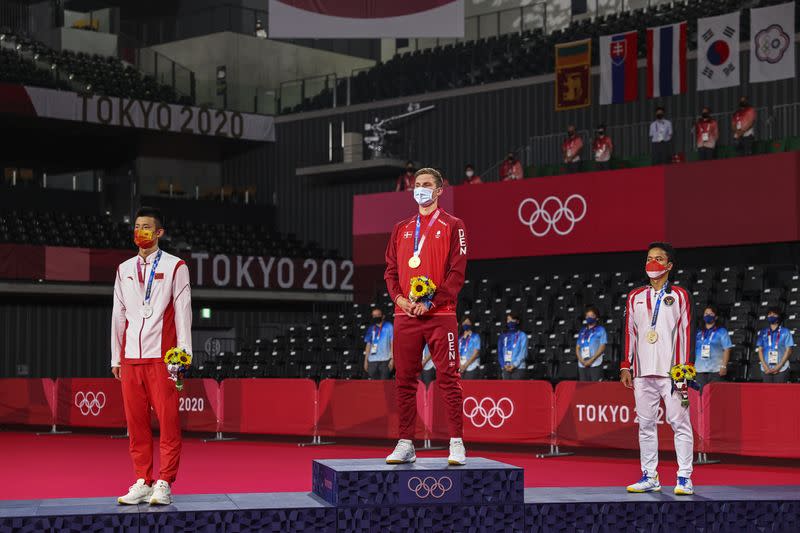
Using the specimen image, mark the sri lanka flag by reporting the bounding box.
[646,21,687,97]
[599,31,638,105]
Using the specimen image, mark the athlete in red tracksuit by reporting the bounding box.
[112,207,192,506]
[384,167,468,465]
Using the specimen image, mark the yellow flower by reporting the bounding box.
[683,364,696,380]
[670,365,685,381]
[179,353,190,366]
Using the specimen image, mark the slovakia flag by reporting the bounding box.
[599,30,638,105]
[647,21,687,97]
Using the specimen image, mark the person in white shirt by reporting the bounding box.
[113,207,192,506]
[621,242,694,496]
[649,106,673,165]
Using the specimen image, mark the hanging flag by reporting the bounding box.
[750,2,795,83]
[599,30,638,105]
[646,21,687,98]
[697,11,741,91]
[555,39,591,111]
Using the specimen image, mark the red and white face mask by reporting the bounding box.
[133,228,156,249]
[645,260,669,279]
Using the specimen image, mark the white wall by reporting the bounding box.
[151,32,375,111]
[59,28,118,57]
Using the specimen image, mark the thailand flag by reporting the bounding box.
[647,21,687,98]
[599,31,638,105]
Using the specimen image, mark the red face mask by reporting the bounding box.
[645,260,669,279]
[133,228,156,249]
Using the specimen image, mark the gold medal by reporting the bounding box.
[408,256,421,269]
[646,330,659,344]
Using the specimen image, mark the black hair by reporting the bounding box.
[597,124,607,130]
[465,163,474,170]
[647,241,676,264]
[655,106,665,113]
[406,160,414,166]
[584,304,600,318]
[703,304,719,315]
[371,307,384,315]
[767,306,783,321]
[507,311,521,322]
[134,207,164,230]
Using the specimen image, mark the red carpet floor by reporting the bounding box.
[2,431,798,500]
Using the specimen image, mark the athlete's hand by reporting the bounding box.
[620,369,633,389]
[410,302,431,316]
[395,296,415,316]
[111,366,121,380]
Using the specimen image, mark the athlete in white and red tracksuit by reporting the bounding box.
[621,242,695,496]
[112,207,192,506]
[384,168,468,466]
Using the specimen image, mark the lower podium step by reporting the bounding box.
[312,457,524,507]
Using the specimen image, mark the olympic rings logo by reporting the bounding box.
[517,194,587,237]
[407,476,453,499]
[74,391,106,416]
[463,396,514,428]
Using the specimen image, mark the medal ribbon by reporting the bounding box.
[143,250,163,306]
[645,284,668,330]
[371,323,382,345]
[412,209,441,260]
[768,328,781,349]
[701,326,717,345]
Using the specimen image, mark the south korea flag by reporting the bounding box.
[697,11,741,91]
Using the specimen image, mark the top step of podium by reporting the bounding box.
[312,458,523,508]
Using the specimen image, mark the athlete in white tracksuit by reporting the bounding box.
[620,242,694,495]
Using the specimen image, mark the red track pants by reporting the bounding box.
[393,313,463,439]
[120,362,181,484]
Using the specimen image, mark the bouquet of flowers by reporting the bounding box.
[164,347,192,392]
[670,363,699,407]
[409,276,437,307]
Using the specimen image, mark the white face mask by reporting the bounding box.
[465,170,474,178]
[413,186,435,206]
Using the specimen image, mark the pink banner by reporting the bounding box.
[428,380,552,443]
[56,378,126,428]
[0,378,54,425]
[554,381,701,451]
[316,379,426,439]
[703,383,800,458]
[221,378,316,435]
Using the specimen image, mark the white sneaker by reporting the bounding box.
[626,471,661,493]
[448,438,466,466]
[149,479,172,505]
[386,439,416,464]
[117,479,152,505]
[674,476,694,495]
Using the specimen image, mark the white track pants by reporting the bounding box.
[634,376,693,478]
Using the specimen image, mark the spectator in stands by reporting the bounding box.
[575,305,607,381]
[592,125,613,171]
[395,161,416,192]
[649,106,673,165]
[255,20,267,39]
[755,307,794,383]
[459,317,481,379]
[498,312,527,379]
[464,164,482,185]
[562,125,583,173]
[421,345,435,385]
[499,151,523,181]
[695,107,718,161]
[363,307,394,379]
[732,96,756,156]
[694,305,733,390]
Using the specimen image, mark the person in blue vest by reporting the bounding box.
[421,344,435,386]
[458,317,481,380]
[755,306,794,383]
[575,305,608,381]
[362,307,394,379]
[694,305,733,390]
[498,312,527,379]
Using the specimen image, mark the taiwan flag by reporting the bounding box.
[599,31,638,105]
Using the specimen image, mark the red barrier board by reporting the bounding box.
[428,380,553,443]
[0,378,54,425]
[703,383,800,459]
[148,379,220,433]
[56,378,126,428]
[221,378,316,436]
[554,381,701,451]
[316,379,426,439]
